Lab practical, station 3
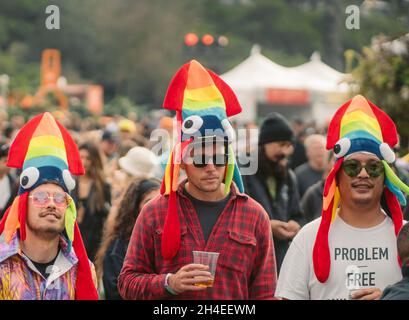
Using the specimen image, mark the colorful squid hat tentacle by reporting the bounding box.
[323,159,343,209]
[385,178,406,206]
[384,188,404,236]
[17,192,29,241]
[383,160,409,204]
[224,145,235,195]
[313,94,406,283]
[0,206,11,236]
[72,222,99,300]
[65,194,77,252]
[233,161,244,193]
[160,60,243,260]
[3,196,20,243]
[162,150,181,260]
[313,157,343,283]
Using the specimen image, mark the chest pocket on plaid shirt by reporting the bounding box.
[153,227,189,272]
[218,230,256,274]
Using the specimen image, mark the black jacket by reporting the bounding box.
[0,173,19,219]
[301,180,324,224]
[73,181,111,261]
[103,237,128,300]
[242,167,305,272]
[381,266,409,300]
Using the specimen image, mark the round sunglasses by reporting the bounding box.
[29,191,69,208]
[341,159,384,178]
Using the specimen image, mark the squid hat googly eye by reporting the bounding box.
[160,60,244,260]
[0,112,98,300]
[313,95,409,283]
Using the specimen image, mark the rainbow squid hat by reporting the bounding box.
[160,60,244,260]
[313,95,409,283]
[0,112,98,300]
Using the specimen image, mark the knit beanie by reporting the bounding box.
[258,112,294,145]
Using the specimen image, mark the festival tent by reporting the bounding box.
[221,46,350,126]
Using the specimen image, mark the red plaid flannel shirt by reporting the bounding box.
[118,180,277,300]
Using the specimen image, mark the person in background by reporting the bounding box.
[114,146,160,201]
[300,152,335,223]
[381,222,409,299]
[75,142,111,262]
[100,130,119,167]
[118,119,137,141]
[95,177,160,300]
[242,112,304,273]
[100,130,120,189]
[0,144,18,219]
[289,118,308,170]
[295,134,328,198]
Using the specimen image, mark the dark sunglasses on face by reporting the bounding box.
[342,159,384,178]
[29,191,69,208]
[191,153,228,168]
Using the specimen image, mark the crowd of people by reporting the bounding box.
[0,60,408,300]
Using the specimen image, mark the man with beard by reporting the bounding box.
[118,60,276,300]
[0,112,98,300]
[242,112,305,273]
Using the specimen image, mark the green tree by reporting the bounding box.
[353,35,409,148]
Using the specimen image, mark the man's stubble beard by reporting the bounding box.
[26,214,64,241]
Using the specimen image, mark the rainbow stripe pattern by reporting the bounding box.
[160,60,243,260]
[22,112,68,172]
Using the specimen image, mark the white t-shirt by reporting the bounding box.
[276,214,403,300]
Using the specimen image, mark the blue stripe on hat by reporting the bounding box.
[23,156,68,171]
[344,130,382,145]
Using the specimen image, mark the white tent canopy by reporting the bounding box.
[221,45,304,90]
[221,45,350,125]
[289,52,349,92]
[222,46,348,93]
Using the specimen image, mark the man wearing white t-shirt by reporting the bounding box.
[276,95,409,300]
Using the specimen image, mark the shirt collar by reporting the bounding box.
[177,178,248,200]
[0,231,78,266]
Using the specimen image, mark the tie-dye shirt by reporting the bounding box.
[0,232,78,300]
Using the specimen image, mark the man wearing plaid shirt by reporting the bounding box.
[118,137,277,300]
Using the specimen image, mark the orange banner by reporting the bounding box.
[87,85,104,115]
[266,88,309,105]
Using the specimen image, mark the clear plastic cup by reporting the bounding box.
[192,251,220,287]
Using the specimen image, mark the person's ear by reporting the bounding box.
[180,161,186,170]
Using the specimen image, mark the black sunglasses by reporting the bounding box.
[191,154,228,168]
[342,159,384,178]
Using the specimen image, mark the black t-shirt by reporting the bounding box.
[28,252,59,279]
[184,189,231,243]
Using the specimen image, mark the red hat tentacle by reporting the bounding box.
[73,222,98,300]
[17,192,29,241]
[384,188,404,267]
[0,206,11,235]
[161,150,181,260]
[313,158,343,283]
